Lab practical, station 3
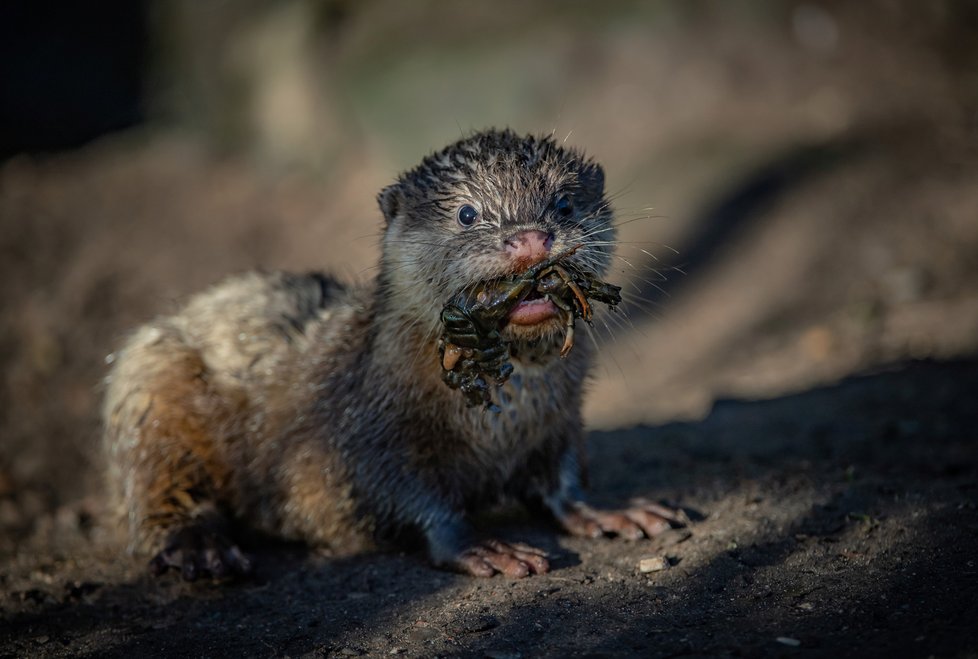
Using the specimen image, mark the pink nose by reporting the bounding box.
[505,230,553,267]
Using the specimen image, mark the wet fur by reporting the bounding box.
[103,129,615,567]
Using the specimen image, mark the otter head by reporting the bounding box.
[377,129,615,351]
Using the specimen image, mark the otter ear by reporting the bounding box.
[377,183,404,225]
[579,161,605,199]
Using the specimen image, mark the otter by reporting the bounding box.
[102,129,682,580]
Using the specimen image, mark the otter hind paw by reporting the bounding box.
[149,522,253,581]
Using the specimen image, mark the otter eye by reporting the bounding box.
[555,195,574,218]
[457,204,480,227]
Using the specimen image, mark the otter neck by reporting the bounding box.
[367,268,446,389]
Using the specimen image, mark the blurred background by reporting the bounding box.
[2,0,977,542]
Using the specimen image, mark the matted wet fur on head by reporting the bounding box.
[375,129,616,338]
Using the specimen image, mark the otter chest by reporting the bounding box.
[458,372,567,485]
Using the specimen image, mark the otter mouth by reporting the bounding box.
[506,289,560,326]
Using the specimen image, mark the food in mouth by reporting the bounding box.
[438,248,622,407]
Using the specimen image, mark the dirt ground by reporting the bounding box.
[2,2,978,657]
[2,358,977,658]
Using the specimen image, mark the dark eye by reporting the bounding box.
[457,204,480,227]
[555,195,574,218]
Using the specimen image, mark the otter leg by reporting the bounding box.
[355,465,549,578]
[103,325,251,580]
[542,449,688,540]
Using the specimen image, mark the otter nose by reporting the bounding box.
[504,229,554,266]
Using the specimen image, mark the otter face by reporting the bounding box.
[378,129,616,343]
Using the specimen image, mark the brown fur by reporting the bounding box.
[102,129,639,577]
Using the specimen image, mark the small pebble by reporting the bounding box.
[639,556,668,573]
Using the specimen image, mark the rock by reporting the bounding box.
[638,556,668,573]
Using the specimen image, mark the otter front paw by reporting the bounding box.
[444,539,550,578]
[560,499,689,540]
[149,522,253,581]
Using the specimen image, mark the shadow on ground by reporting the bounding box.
[2,357,975,657]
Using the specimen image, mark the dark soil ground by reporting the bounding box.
[1,359,976,657]
[2,2,978,657]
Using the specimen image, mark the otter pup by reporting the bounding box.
[103,129,682,580]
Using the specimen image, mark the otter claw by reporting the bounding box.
[149,523,253,581]
[559,500,687,540]
[451,539,550,578]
